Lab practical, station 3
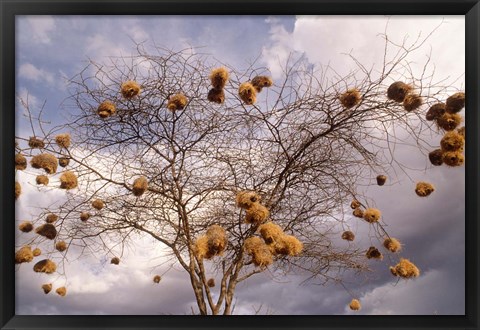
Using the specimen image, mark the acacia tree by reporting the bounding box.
[15,28,465,315]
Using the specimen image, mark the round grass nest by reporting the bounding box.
[58,157,70,168]
[245,203,270,224]
[46,214,58,224]
[445,92,465,114]
[376,175,387,186]
[270,234,303,256]
[111,257,120,265]
[33,248,41,257]
[15,182,21,200]
[341,231,355,241]
[350,199,361,209]
[15,246,34,264]
[415,181,435,197]
[121,80,141,99]
[440,131,464,152]
[15,154,27,170]
[457,126,465,138]
[428,149,444,166]
[36,175,49,185]
[390,258,420,279]
[383,237,402,253]
[207,278,215,288]
[238,82,257,105]
[366,246,383,260]
[132,176,148,196]
[60,171,78,190]
[426,103,446,121]
[194,225,228,259]
[442,151,464,167]
[436,112,462,131]
[352,208,364,218]
[339,88,361,109]
[209,67,229,89]
[403,93,423,112]
[387,82,411,102]
[31,153,58,174]
[207,88,225,104]
[56,286,67,297]
[97,100,116,118]
[349,298,361,311]
[167,93,188,111]
[92,199,105,210]
[80,212,90,222]
[251,76,273,93]
[19,221,34,233]
[244,236,273,267]
[28,136,45,149]
[236,191,260,209]
[35,223,57,240]
[42,283,52,294]
[33,259,57,273]
[153,275,161,284]
[363,208,381,223]
[55,241,67,252]
[258,222,284,244]
[55,133,71,149]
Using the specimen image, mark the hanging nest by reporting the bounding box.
[121,80,141,99]
[390,258,420,278]
[445,92,465,114]
[15,154,27,170]
[349,298,361,311]
[387,82,412,102]
[415,181,435,197]
[46,214,58,223]
[366,246,383,260]
[41,283,52,294]
[238,82,257,105]
[36,175,49,185]
[35,223,57,240]
[428,149,444,166]
[92,199,105,210]
[153,275,161,284]
[56,286,67,297]
[60,171,78,189]
[80,212,90,222]
[33,248,41,257]
[275,235,303,256]
[15,182,21,200]
[206,225,228,257]
[442,151,464,167]
[258,222,284,244]
[403,93,423,112]
[167,93,188,111]
[251,76,273,93]
[457,126,465,138]
[245,203,270,224]
[132,176,148,196]
[209,67,229,89]
[235,191,260,209]
[341,231,355,241]
[350,199,361,209]
[28,136,45,149]
[352,208,364,218]
[19,221,34,233]
[363,208,381,223]
[243,237,273,267]
[111,257,120,265]
[31,153,58,174]
[339,88,361,109]
[193,235,210,259]
[207,278,215,288]
[383,237,402,253]
[33,259,57,273]
[15,246,34,264]
[55,133,71,149]
[440,131,465,152]
[55,241,67,252]
[97,100,116,118]
[425,103,446,121]
[436,112,462,131]
[58,157,70,168]
[376,175,387,186]
[207,88,225,104]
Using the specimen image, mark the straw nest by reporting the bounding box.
[366,246,383,260]
[457,126,465,138]
[442,151,464,167]
[36,175,49,185]
[274,235,303,256]
[376,175,387,186]
[167,93,188,112]
[403,93,422,112]
[251,76,273,93]
[60,171,78,189]
[387,82,411,102]
[46,213,58,224]
[111,257,120,265]
[19,221,34,233]
[339,88,361,109]
[153,275,161,284]
[28,136,45,149]
[238,82,257,105]
[428,149,444,166]
[390,258,420,279]
[56,286,67,297]
[258,222,285,244]
[97,100,116,118]
[55,241,67,252]
[80,212,90,222]
[236,191,260,209]
[121,80,141,99]
[445,92,465,114]
[132,176,148,196]
[42,283,52,294]
[244,236,273,267]
[383,237,402,253]
[349,299,361,311]
[209,67,229,89]
[55,133,71,149]
[92,199,105,210]
[35,223,57,240]
[363,208,381,223]
[33,259,57,273]
[440,131,464,152]
[436,113,462,131]
[353,208,364,218]
[207,278,215,288]
[31,153,58,174]
[415,181,435,197]
[15,182,21,200]
[350,200,361,209]
[33,248,41,257]
[58,157,70,168]
[426,103,446,121]
[15,246,34,264]
[207,88,225,104]
[245,203,270,224]
[194,225,228,259]
[341,231,355,241]
[15,154,27,170]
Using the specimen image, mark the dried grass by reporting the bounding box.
[15,246,33,264]
[352,208,364,218]
[46,214,59,223]
[15,154,27,170]
[80,212,90,222]
[457,126,465,138]
[440,131,465,152]
[341,231,355,241]
[278,235,303,256]
[167,93,188,112]
[193,235,210,259]
[426,103,446,121]
[58,157,70,167]
[33,248,41,257]
[42,283,52,294]
[350,200,361,209]
[36,175,49,185]
[207,88,225,104]
[153,275,161,283]
[111,257,120,265]
[207,278,215,288]
[97,100,116,118]
[35,223,57,240]
[209,67,229,89]
[60,171,78,189]
[390,258,420,278]
[251,76,273,93]
[383,237,402,253]
[442,151,464,167]
[132,176,148,196]
[56,286,67,297]
[245,203,270,224]
[238,82,257,105]
[235,191,260,209]
[376,175,387,186]
[31,153,58,174]
[28,136,45,149]
[33,259,57,273]
[15,182,21,200]
[349,299,361,311]
[55,241,67,252]
[258,222,284,244]
[339,89,361,109]
[445,92,465,113]
[243,237,273,267]
[363,208,381,223]
[92,199,104,210]
[55,133,71,149]
[403,93,423,112]
[415,181,435,197]
[387,82,411,102]
[366,246,383,260]
[428,149,444,166]
[121,80,141,99]
[436,112,462,131]
[195,225,228,259]
[19,221,34,233]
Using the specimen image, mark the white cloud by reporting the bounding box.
[27,16,56,44]
[18,63,55,85]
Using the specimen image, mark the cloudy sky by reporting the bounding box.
[15,15,465,315]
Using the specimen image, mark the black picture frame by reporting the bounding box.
[1,0,478,329]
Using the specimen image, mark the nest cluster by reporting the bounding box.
[387,81,422,112]
[167,93,188,112]
[238,75,273,105]
[390,258,420,279]
[208,67,229,104]
[194,225,228,260]
[235,191,269,225]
